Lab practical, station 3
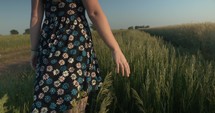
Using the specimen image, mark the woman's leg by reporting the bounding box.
[64,96,89,113]
[79,96,88,113]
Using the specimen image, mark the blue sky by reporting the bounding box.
[0,0,215,35]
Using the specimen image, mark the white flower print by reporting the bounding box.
[59,76,65,82]
[69,35,74,41]
[79,24,84,29]
[38,93,44,99]
[58,59,65,65]
[41,107,48,113]
[66,18,70,24]
[54,81,61,88]
[76,63,81,68]
[63,71,69,77]
[70,25,75,29]
[53,39,59,45]
[58,2,65,8]
[74,20,78,25]
[68,67,75,73]
[50,111,57,113]
[87,52,90,58]
[86,71,91,77]
[69,3,77,8]
[48,43,53,47]
[81,29,86,35]
[68,58,74,64]
[44,19,49,24]
[51,6,57,12]
[77,69,82,75]
[66,29,71,34]
[39,80,44,86]
[84,34,88,38]
[91,72,96,78]
[73,80,79,87]
[54,50,61,56]
[67,9,75,15]
[97,68,100,73]
[43,73,49,80]
[89,64,93,70]
[51,34,55,39]
[85,43,89,49]
[32,108,39,113]
[78,45,84,51]
[42,86,49,93]
[61,17,66,22]
[70,73,77,80]
[62,53,69,59]
[88,42,92,48]
[68,43,74,49]
[56,97,64,105]
[49,53,53,58]
[92,79,96,85]
[57,88,64,95]
[77,17,81,22]
[46,65,53,72]
[53,69,60,75]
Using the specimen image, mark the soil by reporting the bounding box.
[0,52,31,75]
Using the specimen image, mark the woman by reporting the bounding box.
[30,0,130,113]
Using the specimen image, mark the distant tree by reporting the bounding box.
[135,26,139,29]
[128,26,134,30]
[135,25,150,29]
[90,23,96,31]
[145,25,150,28]
[23,28,30,35]
[10,29,19,35]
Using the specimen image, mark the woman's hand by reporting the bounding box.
[30,51,38,71]
[111,50,130,77]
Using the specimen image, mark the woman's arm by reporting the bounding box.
[82,0,130,77]
[30,0,44,70]
[30,0,44,51]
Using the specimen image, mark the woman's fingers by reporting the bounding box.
[112,50,131,77]
[124,62,130,77]
[116,61,120,74]
[119,62,125,76]
[117,60,130,77]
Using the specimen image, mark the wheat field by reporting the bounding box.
[0,29,215,113]
[143,22,215,61]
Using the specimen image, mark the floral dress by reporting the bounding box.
[31,0,103,113]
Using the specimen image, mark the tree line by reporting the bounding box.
[10,28,30,35]
[9,24,150,35]
[128,25,150,30]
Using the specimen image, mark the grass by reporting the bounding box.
[143,22,215,61]
[0,29,215,113]
[0,35,30,65]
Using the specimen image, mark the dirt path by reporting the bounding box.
[0,50,31,74]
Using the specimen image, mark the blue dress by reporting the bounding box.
[31,0,103,112]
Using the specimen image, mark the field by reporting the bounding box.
[0,27,215,113]
[143,23,215,61]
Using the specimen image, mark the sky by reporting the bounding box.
[0,0,215,35]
